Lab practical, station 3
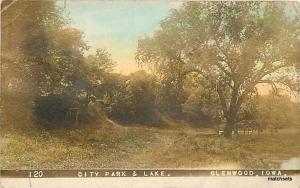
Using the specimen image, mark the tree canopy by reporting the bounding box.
[136,1,300,137]
[1,0,115,127]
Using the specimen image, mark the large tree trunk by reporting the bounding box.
[224,104,240,138]
[224,116,237,138]
[217,83,242,138]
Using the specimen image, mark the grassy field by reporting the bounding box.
[1,119,300,169]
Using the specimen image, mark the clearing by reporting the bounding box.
[1,119,300,169]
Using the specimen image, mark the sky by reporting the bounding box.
[60,0,182,74]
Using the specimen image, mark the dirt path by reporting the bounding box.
[112,125,219,168]
[126,130,177,168]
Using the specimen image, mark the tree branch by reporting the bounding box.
[210,27,237,72]
[214,61,232,78]
[238,62,291,104]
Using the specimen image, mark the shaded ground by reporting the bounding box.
[1,119,300,169]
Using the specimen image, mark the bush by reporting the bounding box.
[101,71,159,124]
[239,94,300,131]
[256,95,299,130]
[34,95,75,126]
[182,88,221,125]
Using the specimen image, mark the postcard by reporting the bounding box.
[1,0,300,187]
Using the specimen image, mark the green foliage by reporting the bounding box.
[256,95,300,130]
[182,87,221,124]
[155,75,187,116]
[101,71,158,124]
[127,71,157,123]
[34,95,74,126]
[136,1,300,135]
[237,93,300,131]
[1,1,115,128]
[101,74,133,122]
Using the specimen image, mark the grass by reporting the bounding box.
[1,120,300,169]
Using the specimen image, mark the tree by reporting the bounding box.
[1,0,87,97]
[182,75,221,125]
[155,71,187,117]
[100,71,157,124]
[100,73,133,122]
[127,70,157,123]
[136,1,300,137]
[1,0,75,128]
[1,0,114,127]
[256,94,300,132]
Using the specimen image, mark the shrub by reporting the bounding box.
[34,95,75,126]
